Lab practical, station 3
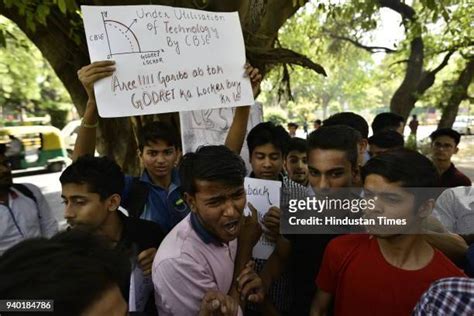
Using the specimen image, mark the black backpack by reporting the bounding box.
[13,183,37,204]
[123,177,149,218]
[12,183,41,219]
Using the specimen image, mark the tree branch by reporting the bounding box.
[428,50,455,77]
[416,50,455,95]
[325,31,397,53]
[246,46,327,77]
[389,59,410,67]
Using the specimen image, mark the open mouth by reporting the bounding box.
[223,219,240,234]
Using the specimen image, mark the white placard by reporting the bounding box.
[179,102,263,171]
[81,5,254,117]
[244,177,281,260]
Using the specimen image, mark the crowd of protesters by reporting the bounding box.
[0,58,473,316]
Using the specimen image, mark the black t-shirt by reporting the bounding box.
[116,211,165,255]
[287,233,338,315]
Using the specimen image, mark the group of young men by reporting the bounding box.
[0,60,473,316]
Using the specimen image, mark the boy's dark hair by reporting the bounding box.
[247,122,291,156]
[60,155,124,200]
[371,112,405,134]
[307,125,361,168]
[285,137,307,158]
[368,130,405,149]
[429,128,461,145]
[314,119,322,125]
[362,149,440,203]
[138,121,181,152]
[0,230,130,316]
[179,145,247,195]
[287,122,299,128]
[323,112,369,139]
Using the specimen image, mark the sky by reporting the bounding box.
[368,7,405,63]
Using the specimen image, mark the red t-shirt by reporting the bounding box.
[316,234,466,316]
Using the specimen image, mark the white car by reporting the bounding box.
[452,116,474,135]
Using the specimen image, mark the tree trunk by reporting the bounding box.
[379,0,455,122]
[321,94,331,119]
[377,0,423,121]
[438,59,474,129]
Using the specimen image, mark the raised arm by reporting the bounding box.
[310,289,333,316]
[225,64,262,154]
[230,203,264,310]
[423,215,468,266]
[73,61,116,161]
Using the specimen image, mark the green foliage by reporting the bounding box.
[3,0,78,31]
[0,17,72,126]
[264,107,287,126]
[261,0,473,121]
[261,3,385,118]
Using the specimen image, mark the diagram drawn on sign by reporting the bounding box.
[101,11,163,58]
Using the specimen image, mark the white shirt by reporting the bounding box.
[433,186,474,234]
[0,184,58,255]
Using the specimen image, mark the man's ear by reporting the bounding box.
[107,193,122,212]
[417,199,435,219]
[359,139,368,153]
[352,165,362,186]
[283,157,289,172]
[454,146,459,154]
[175,148,182,166]
[358,140,368,166]
[184,192,197,213]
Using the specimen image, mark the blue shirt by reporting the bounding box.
[122,168,189,233]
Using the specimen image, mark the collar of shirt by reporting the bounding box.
[190,212,221,245]
[140,168,181,191]
[442,163,457,177]
[1,188,20,208]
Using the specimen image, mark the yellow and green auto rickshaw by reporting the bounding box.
[0,125,70,172]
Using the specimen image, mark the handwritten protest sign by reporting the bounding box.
[81,5,253,117]
[244,177,281,260]
[180,102,263,171]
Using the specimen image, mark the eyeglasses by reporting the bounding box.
[433,142,454,150]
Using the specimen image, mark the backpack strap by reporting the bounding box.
[12,183,38,204]
[123,177,149,218]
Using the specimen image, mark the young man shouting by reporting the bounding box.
[152,146,264,316]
